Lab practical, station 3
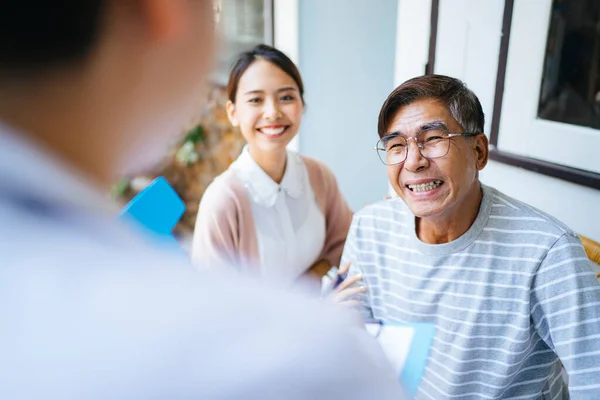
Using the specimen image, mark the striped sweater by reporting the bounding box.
[343,184,600,399]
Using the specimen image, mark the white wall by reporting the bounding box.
[481,161,600,240]
[297,0,398,210]
[394,0,600,239]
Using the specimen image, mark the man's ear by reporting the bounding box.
[473,133,489,171]
[226,100,239,127]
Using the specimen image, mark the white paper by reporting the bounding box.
[366,324,415,375]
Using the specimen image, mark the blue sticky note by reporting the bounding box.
[119,177,185,242]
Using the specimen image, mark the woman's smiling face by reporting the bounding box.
[226,59,304,154]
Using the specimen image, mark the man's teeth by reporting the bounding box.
[408,180,443,192]
[260,127,286,136]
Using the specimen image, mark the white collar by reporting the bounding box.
[0,120,118,216]
[233,146,304,208]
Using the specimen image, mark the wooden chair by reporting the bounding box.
[580,235,600,277]
[561,235,600,387]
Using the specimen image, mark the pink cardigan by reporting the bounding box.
[191,155,353,272]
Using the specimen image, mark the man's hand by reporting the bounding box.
[332,262,366,307]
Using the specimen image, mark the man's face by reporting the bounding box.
[385,97,488,219]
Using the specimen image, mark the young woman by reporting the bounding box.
[191,44,353,286]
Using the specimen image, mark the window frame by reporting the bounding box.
[212,0,275,85]
[486,0,600,190]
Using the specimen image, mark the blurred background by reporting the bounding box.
[114,0,600,245]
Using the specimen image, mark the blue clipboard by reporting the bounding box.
[119,177,185,244]
[397,322,435,397]
[367,321,435,398]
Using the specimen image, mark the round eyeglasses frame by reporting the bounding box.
[374,132,480,166]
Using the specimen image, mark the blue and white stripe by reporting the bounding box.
[343,184,600,399]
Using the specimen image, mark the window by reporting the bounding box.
[213,0,273,84]
[486,0,600,187]
[538,0,600,130]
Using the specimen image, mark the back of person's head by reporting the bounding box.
[378,75,485,138]
[0,1,106,76]
[227,44,305,104]
[0,1,217,183]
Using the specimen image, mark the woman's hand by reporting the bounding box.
[331,262,366,307]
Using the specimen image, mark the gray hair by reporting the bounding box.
[378,75,485,137]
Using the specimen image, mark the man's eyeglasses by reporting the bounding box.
[374,129,480,166]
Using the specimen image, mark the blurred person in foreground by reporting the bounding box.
[0,1,404,399]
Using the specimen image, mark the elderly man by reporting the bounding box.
[343,75,600,399]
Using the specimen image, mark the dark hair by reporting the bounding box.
[377,75,485,137]
[0,1,106,74]
[227,44,305,104]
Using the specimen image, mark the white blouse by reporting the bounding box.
[231,147,326,284]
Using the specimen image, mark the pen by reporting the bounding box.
[332,271,348,289]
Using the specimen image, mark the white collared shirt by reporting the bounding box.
[232,147,326,284]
